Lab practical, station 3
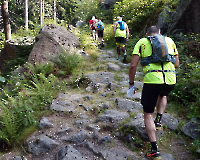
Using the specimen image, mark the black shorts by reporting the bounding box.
[141,83,175,113]
[115,37,126,45]
[92,26,96,30]
[97,30,103,38]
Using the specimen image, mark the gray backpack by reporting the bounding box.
[140,34,176,66]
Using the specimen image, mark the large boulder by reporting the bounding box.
[26,135,58,155]
[0,38,34,70]
[168,0,200,35]
[61,131,86,144]
[56,145,86,160]
[160,113,179,131]
[38,116,54,129]
[156,6,174,35]
[181,118,200,139]
[27,24,80,64]
[85,72,115,84]
[107,63,120,72]
[50,99,75,112]
[97,110,130,123]
[126,113,148,140]
[115,98,143,111]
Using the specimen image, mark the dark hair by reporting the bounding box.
[147,26,160,35]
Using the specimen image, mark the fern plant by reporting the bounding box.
[24,62,55,78]
[24,73,59,111]
[0,95,35,147]
[50,48,83,75]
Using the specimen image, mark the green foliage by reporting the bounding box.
[103,24,116,48]
[50,48,83,76]
[126,35,140,56]
[23,73,59,111]
[74,27,98,51]
[7,0,54,30]
[169,34,200,120]
[0,96,36,147]
[24,62,55,78]
[113,0,180,34]
[0,33,5,52]
[0,44,34,79]
[89,51,100,63]
[191,138,200,155]
[73,0,101,22]
[11,27,40,39]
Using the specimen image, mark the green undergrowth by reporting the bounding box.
[0,44,87,150]
[168,34,200,120]
[0,45,34,80]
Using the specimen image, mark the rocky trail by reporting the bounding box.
[0,46,199,160]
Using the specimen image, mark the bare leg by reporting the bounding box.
[99,37,103,44]
[156,95,167,114]
[95,30,98,40]
[144,112,156,142]
[116,44,120,58]
[92,30,95,40]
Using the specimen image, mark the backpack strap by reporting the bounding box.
[147,70,175,73]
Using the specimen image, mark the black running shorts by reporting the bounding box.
[97,30,103,38]
[141,83,175,113]
[115,37,126,45]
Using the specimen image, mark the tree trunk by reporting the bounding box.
[54,0,56,23]
[40,0,43,26]
[2,1,11,40]
[25,0,28,30]
[43,0,44,23]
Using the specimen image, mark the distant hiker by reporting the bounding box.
[113,16,129,62]
[95,19,104,48]
[89,16,98,40]
[128,26,179,159]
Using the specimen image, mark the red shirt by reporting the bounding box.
[89,19,98,25]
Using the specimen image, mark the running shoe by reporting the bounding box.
[123,55,127,63]
[154,121,162,130]
[147,150,162,160]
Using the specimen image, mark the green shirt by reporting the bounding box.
[132,36,178,84]
[115,22,127,38]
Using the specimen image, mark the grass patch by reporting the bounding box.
[103,24,116,49]
[50,48,84,76]
[17,125,38,144]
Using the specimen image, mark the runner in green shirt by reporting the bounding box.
[113,16,129,62]
[129,26,179,159]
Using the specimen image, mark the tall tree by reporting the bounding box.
[40,0,43,26]
[53,0,56,22]
[25,0,28,30]
[2,1,11,40]
[43,0,44,22]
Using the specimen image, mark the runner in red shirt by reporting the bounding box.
[89,16,98,40]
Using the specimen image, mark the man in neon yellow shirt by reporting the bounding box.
[113,16,129,62]
[129,26,179,159]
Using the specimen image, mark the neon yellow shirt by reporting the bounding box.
[132,36,178,84]
[115,22,127,38]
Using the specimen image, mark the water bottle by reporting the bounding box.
[127,86,135,98]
